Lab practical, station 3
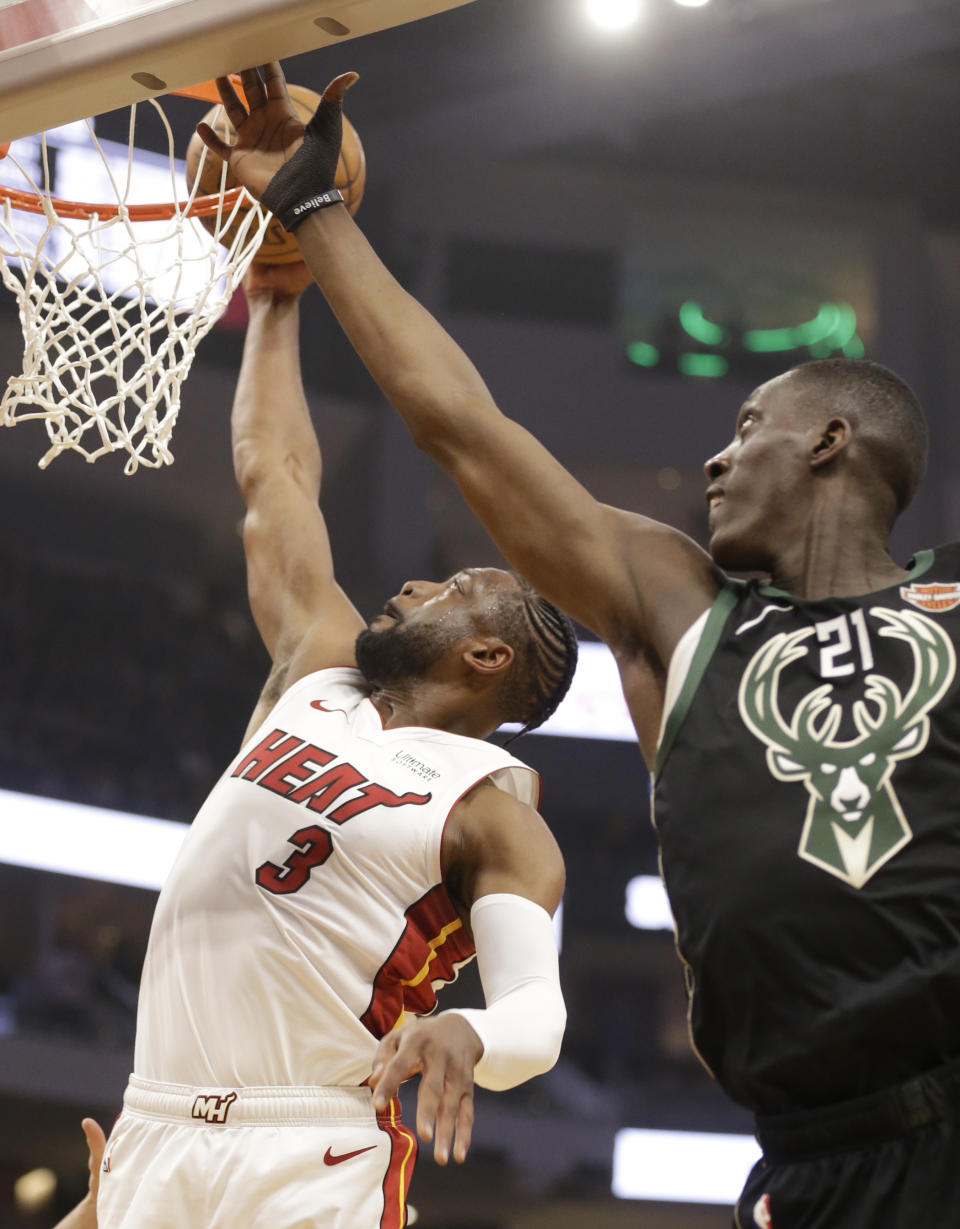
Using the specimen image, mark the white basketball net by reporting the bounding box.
[0,101,270,473]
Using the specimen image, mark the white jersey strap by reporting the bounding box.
[657,609,710,749]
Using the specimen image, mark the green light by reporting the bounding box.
[742,326,795,353]
[825,302,858,350]
[679,301,727,347]
[842,335,865,358]
[742,302,860,354]
[678,353,728,378]
[626,340,660,368]
[792,303,839,347]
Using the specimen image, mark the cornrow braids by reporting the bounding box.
[503,581,579,743]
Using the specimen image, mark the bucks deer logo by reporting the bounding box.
[738,607,955,888]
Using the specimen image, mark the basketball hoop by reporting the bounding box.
[0,82,270,474]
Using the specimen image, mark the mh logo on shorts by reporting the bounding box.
[191,1092,237,1124]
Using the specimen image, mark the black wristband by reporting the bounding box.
[275,188,344,232]
[261,90,348,232]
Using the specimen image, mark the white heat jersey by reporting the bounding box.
[134,667,540,1089]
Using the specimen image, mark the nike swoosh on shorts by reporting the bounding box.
[323,1145,377,1166]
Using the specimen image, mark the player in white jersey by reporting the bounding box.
[94,252,577,1229]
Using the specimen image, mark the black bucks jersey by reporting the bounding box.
[652,544,960,1116]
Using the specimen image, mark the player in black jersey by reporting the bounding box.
[200,64,960,1227]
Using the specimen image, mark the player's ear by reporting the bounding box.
[810,416,852,469]
[462,638,514,680]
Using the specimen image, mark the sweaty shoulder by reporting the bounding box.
[602,505,724,668]
[442,781,564,921]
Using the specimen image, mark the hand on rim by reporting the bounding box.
[197,62,357,202]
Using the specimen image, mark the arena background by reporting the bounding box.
[1,0,959,1223]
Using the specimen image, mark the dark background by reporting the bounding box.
[1,0,960,1223]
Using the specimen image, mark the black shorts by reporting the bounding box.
[734,1056,960,1228]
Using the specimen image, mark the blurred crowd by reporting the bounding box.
[0,547,271,1056]
[0,548,267,822]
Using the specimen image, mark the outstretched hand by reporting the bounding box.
[370,1015,484,1166]
[196,62,357,202]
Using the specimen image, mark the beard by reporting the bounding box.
[354,618,462,689]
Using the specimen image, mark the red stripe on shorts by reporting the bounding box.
[377,1097,417,1229]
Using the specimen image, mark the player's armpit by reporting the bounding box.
[238,604,366,748]
[604,505,724,663]
[442,782,564,916]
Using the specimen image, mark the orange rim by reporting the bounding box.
[0,76,247,221]
[0,183,246,221]
[171,75,242,105]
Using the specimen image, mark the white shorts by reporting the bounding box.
[97,1077,417,1229]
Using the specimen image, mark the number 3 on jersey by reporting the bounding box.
[816,609,874,679]
[256,825,333,895]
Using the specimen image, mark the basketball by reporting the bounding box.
[184,83,366,265]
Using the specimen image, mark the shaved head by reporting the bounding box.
[786,358,928,516]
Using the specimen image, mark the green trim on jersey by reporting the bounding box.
[654,584,741,782]
[756,549,935,602]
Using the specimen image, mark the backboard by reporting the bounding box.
[0,0,476,144]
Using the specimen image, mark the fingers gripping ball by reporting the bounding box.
[184,83,365,265]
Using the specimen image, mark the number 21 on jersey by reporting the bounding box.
[816,610,874,679]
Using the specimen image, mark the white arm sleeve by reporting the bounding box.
[444,892,566,1092]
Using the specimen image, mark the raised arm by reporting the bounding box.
[297,209,720,661]
[199,65,722,672]
[233,263,364,737]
